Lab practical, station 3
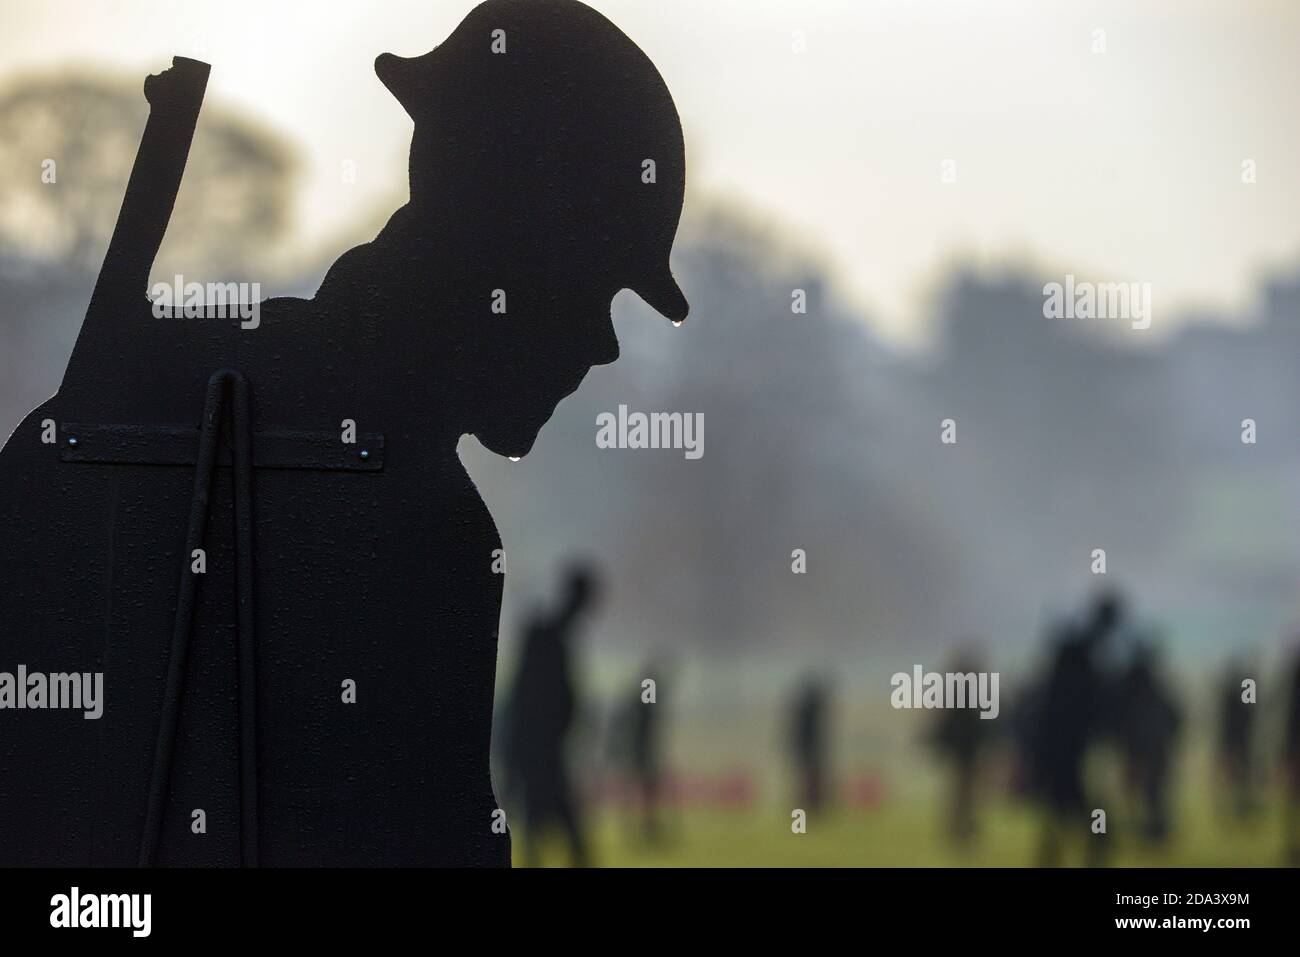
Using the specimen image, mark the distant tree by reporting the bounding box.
[0,73,295,278]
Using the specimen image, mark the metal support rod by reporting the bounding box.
[139,368,259,867]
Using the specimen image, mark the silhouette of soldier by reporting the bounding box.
[0,0,687,866]
[1115,640,1181,844]
[1217,656,1256,821]
[788,675,833,813]
[1030,592,1124,867]
[608,658,673,844]
[929,645,992,846]
[503,565,600,867]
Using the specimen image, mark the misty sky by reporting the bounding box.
[2,0,1298,343]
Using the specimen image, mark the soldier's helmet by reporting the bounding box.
[375,0,688,323]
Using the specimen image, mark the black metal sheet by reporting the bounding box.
[0,0,688,869]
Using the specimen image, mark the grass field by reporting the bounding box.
[503,651,1298,867]
[516,793,1293,867]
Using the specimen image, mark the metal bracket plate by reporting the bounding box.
[60,423,384,472]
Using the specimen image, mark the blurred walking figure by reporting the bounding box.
[929,646,993,846]
[1030,592,1124,867]
[608,658,674,844]
[787,675,833,813]
[1006,679,1046,802]
[1284,645,1300,866]
[1217,656,1257,821]
[1116,641,1181,844]
[504,564,601,867]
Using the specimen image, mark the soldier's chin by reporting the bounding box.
[474,420,541,460]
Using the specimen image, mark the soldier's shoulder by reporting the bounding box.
[313,242,382,305]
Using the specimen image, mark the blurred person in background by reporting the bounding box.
[503,563,601,867]
[1030,592,1125,867]
[1284,643,1300,866]
[607,657,674,845]
[787,675,833,814]
[1217,655,1258,822]
[1006,678,1046,803]
[929,644,995,847]
[1115,639,1182,845]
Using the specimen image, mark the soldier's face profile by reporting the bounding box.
[459,262,622,458]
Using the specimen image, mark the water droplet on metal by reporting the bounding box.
[508,456,520,462]
[67,436,78,447]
